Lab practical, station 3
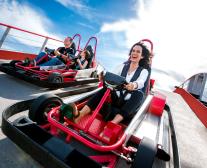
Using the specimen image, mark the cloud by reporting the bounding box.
[55,0,89,11]
[77,22,96,30]
[99,0,207,90]
[55,0,94,20]
[55,0,115,22]
[0,0,63,53]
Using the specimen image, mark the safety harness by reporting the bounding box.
[115,63,147,106]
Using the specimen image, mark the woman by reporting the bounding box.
[74,42,150,124]
[75,49,90,70]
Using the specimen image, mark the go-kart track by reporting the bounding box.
[1,67,207,168]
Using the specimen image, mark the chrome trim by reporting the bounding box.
[124,95,153,145]
[63,87,102,104]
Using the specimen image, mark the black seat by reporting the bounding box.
[70,42,76,55]
[85,45,94,68]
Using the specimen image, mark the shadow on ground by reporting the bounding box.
[0,73,49,100]
[0,135,42,168]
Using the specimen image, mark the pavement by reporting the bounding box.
[158,89,207,168]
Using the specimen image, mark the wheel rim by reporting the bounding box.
[42,101,61,121]
[53,77,62,83]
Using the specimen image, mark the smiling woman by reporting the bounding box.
[73,41,151,124]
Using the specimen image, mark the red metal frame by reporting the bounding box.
[140,39,154,53]
[13,62,77,82]
[46,87,127,152]
[72,34,81,51]
[84,88,110,132]
[83,36,97,67]
[47,107,126,152]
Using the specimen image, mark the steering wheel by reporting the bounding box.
[104,72,128,90]
[45,47,55,55]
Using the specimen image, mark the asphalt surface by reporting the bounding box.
[158,90,207,168]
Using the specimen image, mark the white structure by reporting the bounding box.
[187,73,207,103]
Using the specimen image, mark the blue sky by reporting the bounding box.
[1,0,207,90]
[0,0,138,65]
[13,0,137,39]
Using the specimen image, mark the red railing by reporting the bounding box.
[174,73,207,128]
[0,22,81,60]
[174,87,207,128]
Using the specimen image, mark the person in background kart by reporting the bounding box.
[70,49,90,70]
[73,42,150,124]
[26,37,76,66]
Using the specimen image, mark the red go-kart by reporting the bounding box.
[25,40,176,167]
[0,35,99,88]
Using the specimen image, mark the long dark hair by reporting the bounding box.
[128,42,150,69]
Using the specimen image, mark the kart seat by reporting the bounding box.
[70,42,76,55]
[85,45,94,69]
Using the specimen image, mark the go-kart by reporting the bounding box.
[1,71,180,168]
[0,36,99,89]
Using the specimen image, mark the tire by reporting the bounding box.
[131,137,157,168]
[91,70,98,78]
[48,72,63,84]
[10,60,22,67]
[29,94,63,124]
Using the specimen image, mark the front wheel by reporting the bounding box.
[48,72,63,84]
[91,70,98,78]
[131,137,157,168]
[29,94,63,124]
[10,60,21,67]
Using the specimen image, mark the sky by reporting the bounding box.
[0,0,207,91]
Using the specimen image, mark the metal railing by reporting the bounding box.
[0,22,80,54]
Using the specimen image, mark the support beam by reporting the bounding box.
[0,27,10,48]
[39,37,48,53]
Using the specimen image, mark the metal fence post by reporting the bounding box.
[0,27,11,48]
[39,37,48,53]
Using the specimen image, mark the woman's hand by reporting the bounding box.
[76,58,81,64]
[124,82,135,91]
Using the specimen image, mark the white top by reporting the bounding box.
[112,63,149,100]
